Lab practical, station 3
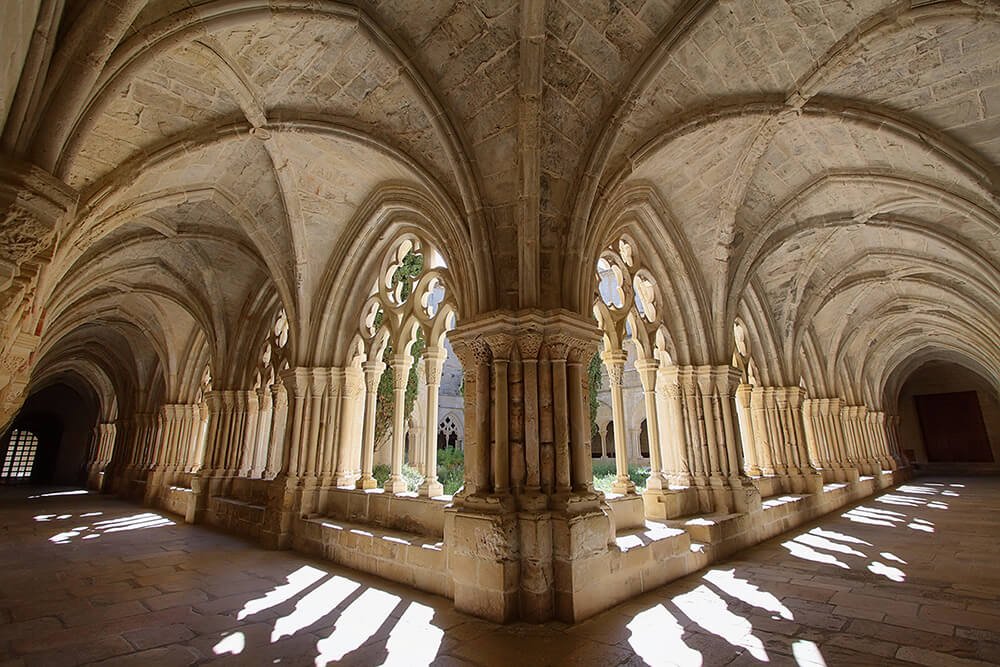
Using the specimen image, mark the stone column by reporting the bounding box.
[486,335,512,494]
[356,360,385,489]
[734,383,760,476]
[567,340,594,492]
[264,382,288,478]
[284,370,309,477]
[319,370,342,481]
[749,388,776,476]
[329,368,356,486]
[657,365,691,486]
[238,391,260,477]
[518,335,543,496]
[600,349,634,494]
[302,372,326,478]
[635,358,666,490]
[189,403,209,472]
[385,355,413,493]
[419,347,447,497]
[251,387,273,478]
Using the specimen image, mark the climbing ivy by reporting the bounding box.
[588,351,603,436]
[373,251,426,447]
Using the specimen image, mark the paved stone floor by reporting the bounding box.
[1,478,999,666]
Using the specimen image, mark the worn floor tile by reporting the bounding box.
[1,478,998,666]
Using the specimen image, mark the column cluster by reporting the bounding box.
[281,369,349,480]
[735,386,819,493]
[655,365,756,513]
[202,388,287,478]
[801,398,903,481]
[91,422,117,469]
[447,314,602,509]
[150,404,204,472]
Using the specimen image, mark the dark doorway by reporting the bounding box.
[2,383,97,485]
[915,391,993,463]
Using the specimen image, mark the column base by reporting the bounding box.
[261,475,301,550]
[419,480,444,497]
[448,508,519,623]
[610,478,636,494]
[642,487,699,519]
[384,477,407,494]
[355,474,377,490]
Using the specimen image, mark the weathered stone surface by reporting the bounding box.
[0,0,996,635]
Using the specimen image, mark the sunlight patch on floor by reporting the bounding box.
[271,576,359,642]
[314,588,400,665]
[238,565,326,621]
[627,604,702,667]
[213,631,245,655]
[703,568,793,620]
[792,639,827,666]
[381,602,443,667]
[674,584,768,661]
[46,512,174,543]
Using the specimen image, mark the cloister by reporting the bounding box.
[1,0,997,646]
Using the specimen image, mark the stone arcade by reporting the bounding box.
[1,0,998,633]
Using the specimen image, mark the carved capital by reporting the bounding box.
[343,369,364,398]
[484,333,513,362]
[517,333,543,360]
[309,370,327,398]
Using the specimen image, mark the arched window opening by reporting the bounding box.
[1,429,39,482]
[242,308,292,480]
[591,235,664,495]
[354,234,461,498]
[437,414,462,451]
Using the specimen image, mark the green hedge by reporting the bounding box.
[592,461,651,494]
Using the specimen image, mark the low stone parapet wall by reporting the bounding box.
[293,514,452,599]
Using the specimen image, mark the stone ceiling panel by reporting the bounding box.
[819,14,1000,162]
[209,13,461,198]
[608,0,897,186]
[63,41,243,188]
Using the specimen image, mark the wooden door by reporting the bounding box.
[914,391,993,462]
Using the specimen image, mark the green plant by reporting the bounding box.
[436,447,464,495]
[591,459,616,477]
[591,461,650,494]
[371,463,424,493]
[373,250,427,446]
[588,352,603,436]
[372,463,391,486]
[401,464,423,493]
